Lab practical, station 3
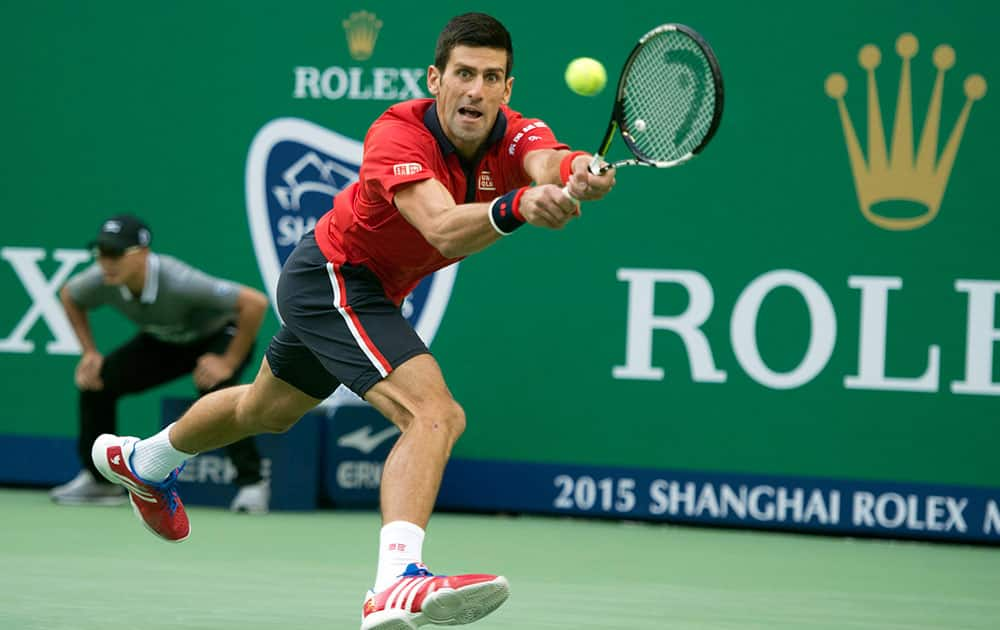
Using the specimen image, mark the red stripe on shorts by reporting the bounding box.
[330,263,393,376]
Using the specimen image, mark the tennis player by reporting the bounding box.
[92,13,615,629]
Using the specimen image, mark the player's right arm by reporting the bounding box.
[394,179,581,259]
[61,276,104,390]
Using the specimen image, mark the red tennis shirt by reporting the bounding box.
[314,98,567,304]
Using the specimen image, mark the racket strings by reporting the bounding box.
[622,31,717,162]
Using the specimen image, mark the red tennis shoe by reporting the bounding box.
[361,563,510,629]
[91,434,190,543]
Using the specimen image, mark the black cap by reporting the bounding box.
[88,214,152,254]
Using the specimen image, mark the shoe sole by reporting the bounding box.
[362,577,510,630]
[421,577,510,626]
[91,433,190,543]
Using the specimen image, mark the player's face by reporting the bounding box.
[95,247,146,286]
[428,46,513,159]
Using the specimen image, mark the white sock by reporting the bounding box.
[373,521,425,592]
[130,423,196,482]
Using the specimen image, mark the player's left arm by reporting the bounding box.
[522,148,616,201]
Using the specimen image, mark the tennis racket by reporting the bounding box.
[580,24,724,176]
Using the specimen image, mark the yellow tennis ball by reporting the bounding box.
[565,57,607,96]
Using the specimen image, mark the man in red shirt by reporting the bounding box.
[92,12,615,629]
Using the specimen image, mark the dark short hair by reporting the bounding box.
[434,13,513,76]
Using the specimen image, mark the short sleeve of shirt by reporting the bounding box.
[166,259,241,311]
[503,115,569,170]
[65,263,108,309]
[361,122,438,204]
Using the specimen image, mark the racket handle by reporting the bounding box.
[561,184,580,202]
[588,153,611,175]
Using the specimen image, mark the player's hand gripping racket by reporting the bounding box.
[570,23,724,188]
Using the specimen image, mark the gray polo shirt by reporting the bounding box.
[66,253,241,344]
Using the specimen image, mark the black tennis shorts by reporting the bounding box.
[265,232,430,399]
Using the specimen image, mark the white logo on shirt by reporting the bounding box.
[392,162,423,176]
[507,121,549,156]
[477,170,496,191]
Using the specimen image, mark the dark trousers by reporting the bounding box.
[79,326,262,486]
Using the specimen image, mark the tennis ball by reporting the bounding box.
[565,57,607,96]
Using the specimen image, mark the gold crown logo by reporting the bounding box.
[342,10,382,61]
[825,34,987,230]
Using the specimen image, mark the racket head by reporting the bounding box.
[611,24,724,167]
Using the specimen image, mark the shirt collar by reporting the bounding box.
[118,253,160,304]
[423,102,507,162]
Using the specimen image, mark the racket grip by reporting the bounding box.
[588,153,610,175]
[561,184,580,202]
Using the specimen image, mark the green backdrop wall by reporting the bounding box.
[1,1,997,541]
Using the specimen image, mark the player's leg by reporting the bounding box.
[166,355,323,453]
[364,353,463,529]
[358,357,509,629]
